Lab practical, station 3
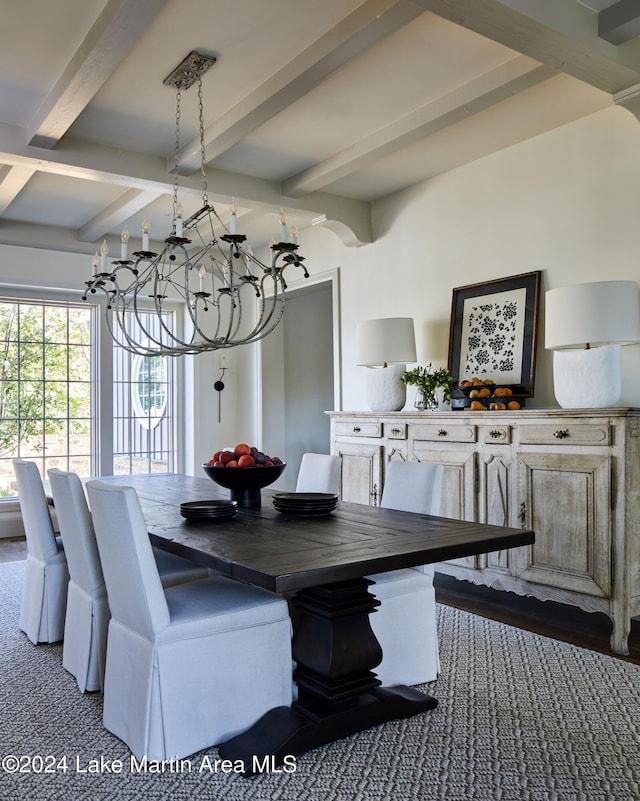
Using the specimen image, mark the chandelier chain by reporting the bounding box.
[172,88,182,227]
[197,75,208,205]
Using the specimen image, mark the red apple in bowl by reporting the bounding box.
[203,444,286,507]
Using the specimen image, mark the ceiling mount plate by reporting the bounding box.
[163,50,217,91]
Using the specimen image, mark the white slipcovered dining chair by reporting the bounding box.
[296,452,341,495]
[85,479,292,760]
[48,469,210,693]
[367,460,444,687]
[13,459,69,644]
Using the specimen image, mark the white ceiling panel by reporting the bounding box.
[0,0,638,253]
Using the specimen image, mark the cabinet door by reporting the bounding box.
[334,442,383,506]
[412,446,477,568]
[478,445,515,571]
[514,451,611,597]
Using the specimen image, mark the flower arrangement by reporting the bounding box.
[400,364,454,410]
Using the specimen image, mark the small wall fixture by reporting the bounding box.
[545,280,640,408]
[356,318,416,412]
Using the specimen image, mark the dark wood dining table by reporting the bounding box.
[99,472,535,772]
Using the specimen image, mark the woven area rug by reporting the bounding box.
[2,560,640,801]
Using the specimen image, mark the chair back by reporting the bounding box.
[48,469,105,596]
[381,461,444,515]
[13,459,58,561]
[296,453,341,494]
[86,480,169,637]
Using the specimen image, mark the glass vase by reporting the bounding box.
[415,386,447,411]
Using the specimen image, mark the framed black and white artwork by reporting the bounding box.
[447,271,541,395]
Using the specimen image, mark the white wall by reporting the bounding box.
[291,105,640,412]
[3,104,640,470]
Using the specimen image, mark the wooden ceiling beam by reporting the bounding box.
[170,0,424,174]
[282,55,555,197]
[408,0,640,94]
[78,188,164,243]
[26,0,170,149]
[599,0,640,46]
[0,165,36,214]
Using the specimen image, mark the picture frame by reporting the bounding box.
[447,271,541,396]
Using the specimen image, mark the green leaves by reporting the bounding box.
[400,364,454,405]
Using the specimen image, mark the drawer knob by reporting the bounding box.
[391,427,402,435]
[353,426,361,433]
[489,429,503,439]
[437,429,447,437]
[553,429,569,439]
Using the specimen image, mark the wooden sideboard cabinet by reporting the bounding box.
[328,409,640,655]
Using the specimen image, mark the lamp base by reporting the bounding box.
[553,345,621,409]
[365,365,407,412]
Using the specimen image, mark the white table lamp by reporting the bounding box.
[545,281,640,408]
[357,318,416,412]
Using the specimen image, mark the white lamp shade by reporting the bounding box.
[545,281,640,350]
[356,318,416,366]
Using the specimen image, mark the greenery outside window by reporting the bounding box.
[0,300,93,495]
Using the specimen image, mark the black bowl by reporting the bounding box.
[202,463,286,507]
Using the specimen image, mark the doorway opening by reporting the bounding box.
[260,270,340,491]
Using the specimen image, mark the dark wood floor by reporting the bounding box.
[434,572,640,666]
[2,536,637,665]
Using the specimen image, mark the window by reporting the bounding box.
[0,298,177,493]
[0,300,93,495]
[131,354,169,428]
[112,311,175,475]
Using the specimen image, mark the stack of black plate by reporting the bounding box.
[272,492,338,516]
[179,500,238,522]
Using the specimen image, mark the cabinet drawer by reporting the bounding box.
[411,423,476,443]
[518,423,611,446]
[481,425,511,444]
[334,421,382,438]
[385,423,407,440]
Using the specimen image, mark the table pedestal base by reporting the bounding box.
[218,686,437,773]
[218,578,438,774]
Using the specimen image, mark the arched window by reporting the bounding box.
[131,354,168,430]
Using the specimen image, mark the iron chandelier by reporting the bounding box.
[83,51,308,357]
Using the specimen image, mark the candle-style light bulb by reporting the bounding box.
[142,219,150,251]
[100,240,108,271]
[175,203,183,237]
[279,210,287,242]
[291,224,298,244]
[198,264,206,292]
[229,199,237,235]
[91,252,99,278]
[120,226,129,260]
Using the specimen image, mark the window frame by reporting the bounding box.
[0,287,184,492]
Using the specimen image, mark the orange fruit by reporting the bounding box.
[507,400,521,410]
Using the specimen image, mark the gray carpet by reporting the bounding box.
[2,560,640,801]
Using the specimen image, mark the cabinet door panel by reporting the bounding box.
[480,447,514,571]
[334,443,383,506]
[515,451,611,597]
[412,447,477,568]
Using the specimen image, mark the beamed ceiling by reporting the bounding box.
[1,0,640,259]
